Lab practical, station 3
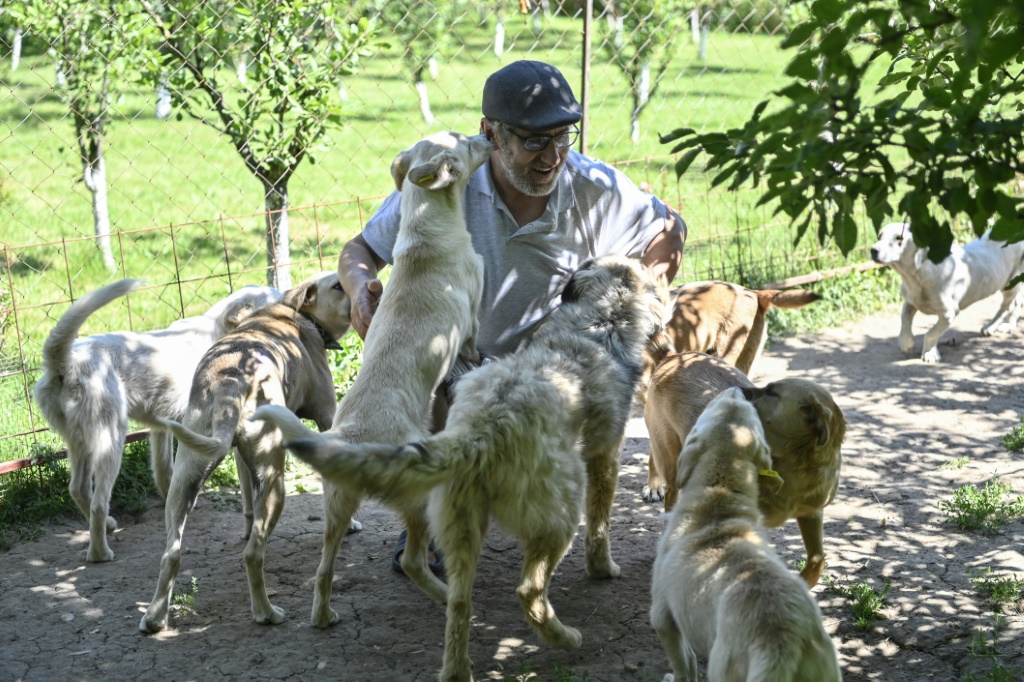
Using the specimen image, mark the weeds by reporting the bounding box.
[1002,415,1024,453]
[823,575,891,630]
[940,480,1024,532]
[970,568,1023,614]
[172,576,199,614]
[940,456,970,470]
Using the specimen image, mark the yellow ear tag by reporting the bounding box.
[417,173,436,185]
[759,469,780,478]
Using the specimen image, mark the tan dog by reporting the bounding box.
[34,279,280,562]
[650,387,842,682]
[644,352,845,587]
[254,131,491,627]
[257,256,666,682]
[638,281,820,405]
[138,272,350,633]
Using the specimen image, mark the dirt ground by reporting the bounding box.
[1,297,1022,682]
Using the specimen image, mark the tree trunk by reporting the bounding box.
[81,147,115,271]
[12,27,22,71]
[263,181,291,290]
[415,76,434,125]
[630,62,650,144]
[155,79,171,119]
[494,20,505,58]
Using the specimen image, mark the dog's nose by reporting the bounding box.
[869,248,879,262]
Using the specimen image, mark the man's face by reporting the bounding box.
[491,122,573,197]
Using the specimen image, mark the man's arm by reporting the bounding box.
[642,207,686,287]
[338,233,387,339]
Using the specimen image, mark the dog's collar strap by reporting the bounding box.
[301,313,343,351]
[759,468,780,478]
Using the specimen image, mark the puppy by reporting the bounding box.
[638,281,820,405]
[870,222,1024,362]
[644,352,845,587]
[650,387,842,682]
[138,271,350,633]
[34,279,280,562]
[258,256,665,682]
[253,131,490,627]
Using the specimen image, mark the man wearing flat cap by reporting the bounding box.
[338,60,686,572]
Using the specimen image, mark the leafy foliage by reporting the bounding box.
[823,574,891,630]
[1002,415,1024,453]
[941,479,1024,532]
[969,567,1023,614]
[662,0,1024,261]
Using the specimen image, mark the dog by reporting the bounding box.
[257,256,665,681]
[637,281,820,405]
[253,131,491,627]
[650,387,843,682]
[644,351,845,587]
[34,279,280,562]
[138,271,351,633]
[870,222,1024,362]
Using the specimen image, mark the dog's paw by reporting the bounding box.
[921,347,942,363]
[310,606,340,629]
[585,558,621,580]
[898,337,915,354]
[86,545,115,563]
[139,612,166,634]
[347,518,363,534]
[982,322,1014,336]
[254,604,286,626]
[642,484,665,503]
[105,516,118,532]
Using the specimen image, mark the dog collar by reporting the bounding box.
[759,468,780,479]
[302,313,343,351]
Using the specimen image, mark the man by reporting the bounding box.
[337,59,686,572]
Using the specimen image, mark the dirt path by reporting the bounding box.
[1,298,1022,682]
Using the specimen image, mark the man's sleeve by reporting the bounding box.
[597,166,674,259]
[361,191,402,265]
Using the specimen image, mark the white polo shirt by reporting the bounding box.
[362,150,674,357]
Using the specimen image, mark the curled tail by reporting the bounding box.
[41,279,142,378]
[287,431,468,505]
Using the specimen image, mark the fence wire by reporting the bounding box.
[0,0,869,461]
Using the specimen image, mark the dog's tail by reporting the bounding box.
[286,430,470,505]
[40,279,142,379]
[157,416,231,460]
[758,288,821,311]
[734,287,821,373]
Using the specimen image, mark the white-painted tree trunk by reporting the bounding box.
[12,27,22,71]
[55,62,66,88]
[236,52,248,85]
[690,9,700,44]
[416,80,434,125]
[263,183,291,290]
[82,154,115,271]
[428,57,439,80]
[630,62,651,144]
[155,80,171,119]
[699,24,710,61]
[494,20,505,58]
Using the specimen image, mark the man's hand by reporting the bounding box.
[352,279,383,340]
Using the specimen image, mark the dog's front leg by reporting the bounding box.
[795,510,826,588]
[921,313,954,362]
[898,301,917,355]
[981,287,1023,336]
[582,443,623,579]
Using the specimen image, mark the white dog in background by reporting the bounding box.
[34,280,280,562]
[650,387,842,682]
[870,222,1024,362]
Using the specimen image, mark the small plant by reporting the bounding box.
[172,576,199,614]
[823,575,891,630]
[1002,415,1024,453]
[940,480,1024,532]
[940,456,970,470]
[962,660,1024,682]
[969,568,1023,614]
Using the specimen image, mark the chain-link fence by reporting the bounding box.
[0,0,873,462]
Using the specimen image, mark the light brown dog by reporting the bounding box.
[638,281,820,404]
[650,387,843,682]
[644,352,845,587]
[139,271,351,633]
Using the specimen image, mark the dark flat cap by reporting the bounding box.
[482,60,582,132]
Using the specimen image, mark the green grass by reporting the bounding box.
[823,575,891,630]
[940,480,1024,533]
[1002,415,1024,453]
[969,568,1024,615]
[172,576,199,614]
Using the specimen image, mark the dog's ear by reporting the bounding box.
[391,150,412,191]
[222,299,260,332]
[407,154,460,190]
[561,259,598,303]
[801,397,834,448]
[281,278,318,312]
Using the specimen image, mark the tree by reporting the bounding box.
[145,0,377,289]
[9,1,161,271]
[601,0,685,144]
[662,0,1024,265]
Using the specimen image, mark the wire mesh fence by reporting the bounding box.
[0,0,870,462]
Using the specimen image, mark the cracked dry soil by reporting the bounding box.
[1,298,1022,682]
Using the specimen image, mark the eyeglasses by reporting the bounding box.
[504,125,580,152]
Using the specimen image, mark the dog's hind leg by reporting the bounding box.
[796,510,826,588]
[72,423,124,562]
[435,494,485,682]
[236,449,255,540]
[149,429,174,500]
[140,448,217,633]
[399,506,448,604]
[515,531,582,650]
[243,447,287,625]
[310,482,363,628]
[650,604,699,682]
[582,440,623,579]
[981,287,1023,335]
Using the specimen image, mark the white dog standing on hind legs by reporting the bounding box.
[650,387,842,682]
[870,222,1024,363]
[33,279,281,563]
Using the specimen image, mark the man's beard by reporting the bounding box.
[498,146,564,197]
